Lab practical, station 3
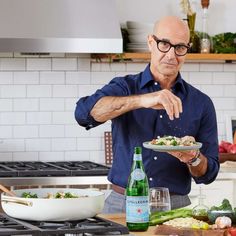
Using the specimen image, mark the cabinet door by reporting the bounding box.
[189,180,234,208]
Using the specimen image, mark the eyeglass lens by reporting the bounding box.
[153,35,189,56]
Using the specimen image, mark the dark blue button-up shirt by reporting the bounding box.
[75,64,219,195]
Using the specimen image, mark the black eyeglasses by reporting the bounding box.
[152,35,190,56]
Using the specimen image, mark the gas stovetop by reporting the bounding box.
[0,161,110,177]
[0,213,129,235]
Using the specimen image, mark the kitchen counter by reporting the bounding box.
[99,213,159,236]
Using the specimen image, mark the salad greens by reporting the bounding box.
[21,192,38,198]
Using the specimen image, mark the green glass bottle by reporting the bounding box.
[126,146,149,231]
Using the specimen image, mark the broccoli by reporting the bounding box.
[210,199,232,211]
[21,192,38,198]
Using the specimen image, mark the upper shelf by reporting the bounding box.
[92,53,236,62]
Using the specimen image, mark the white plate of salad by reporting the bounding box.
[143,135,202,152]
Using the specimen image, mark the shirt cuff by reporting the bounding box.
[85,113,104,130]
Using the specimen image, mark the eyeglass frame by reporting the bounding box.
[152,35,191,56]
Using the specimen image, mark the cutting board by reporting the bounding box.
[154,225,227,236]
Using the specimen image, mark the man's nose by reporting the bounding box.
[166,46,176,58]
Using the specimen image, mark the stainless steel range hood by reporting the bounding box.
[0,0,123,53]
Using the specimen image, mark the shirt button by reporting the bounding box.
[149,177,153,181]
[160,115,163,118]
[154,156,157,160]
[154,82,158,85]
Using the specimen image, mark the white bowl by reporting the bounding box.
[127,28,153,35]
[128,34,148,43]
[126,21,154,29]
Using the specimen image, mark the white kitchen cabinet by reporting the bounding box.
[189,180,234,208]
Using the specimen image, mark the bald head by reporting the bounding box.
[153,16,190,43]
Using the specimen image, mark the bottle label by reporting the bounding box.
[131,169,145,181]
[133,153,142,161]
[126,196,149,223]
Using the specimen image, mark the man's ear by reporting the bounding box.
[147,35,153,52]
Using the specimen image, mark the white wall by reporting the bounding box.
[0,54,235,163]
[115,0,236,35]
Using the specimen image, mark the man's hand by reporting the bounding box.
[168,150,197,163]
[140,89,182,120]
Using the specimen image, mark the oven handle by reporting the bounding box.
[1,197,33,206]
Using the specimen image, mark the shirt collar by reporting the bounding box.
[140,64,187,96]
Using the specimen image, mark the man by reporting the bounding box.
[75,16,219,213]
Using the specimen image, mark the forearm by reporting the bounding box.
[188,153,208,177]
[90,95,142,122]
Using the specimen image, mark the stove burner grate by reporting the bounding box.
[0,214,129,236]
[0,161,110,177]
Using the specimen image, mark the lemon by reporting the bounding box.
[192,223,200,229]
[201,222,209,230]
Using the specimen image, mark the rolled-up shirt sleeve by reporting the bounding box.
[74,77,129,130]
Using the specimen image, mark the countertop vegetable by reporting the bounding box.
[149,207,192,225]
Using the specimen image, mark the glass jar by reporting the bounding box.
[192,187,209,221]
[187,13,200,53]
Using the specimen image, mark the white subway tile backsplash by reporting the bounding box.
[101,63,113,72]
[13,152,39,161]
[1,85,26,98]
[0,99,13,111]
[51,138,76,151]
[26,138,51,151]
[77,58,91,71]
[189,72,212,84]
[27,58,51,71]
[14,72,39,84]
[40,71,65,84]
[224,63,236,72]
[111,62,126,72]
[40,98,65,111]
[181,63,199,72]
[0,72,13,84]
[89,150,105,164]
[0,56,235,161]
[53,85,77,97]
[52,58,77,71]
[200,63,224,72]
[0,139,25,152]
[27,85,52,97]
[0,152,13,161]
[126,63,146,72]
[78,85,101,97]
[26,112,52,124]
[13,98,39,111]
[0,126,12,138]
[0,58,25,71]
[65,98,78,111]
[65,151,90,161]
[217,122,225,136]
[39,151,64,162]
[65,125,90,138]
[77,137,101,150]
[13,125,38,138]
[66,71,91,84]
[91,63,101,72]
[201,85,224,97]
[223,85,236,97]
[39,125,64,138]
[213,72,236,84]
[212,98,235,110]
[1,112,26,125]
[91,72,116,85]
[52,112,75,124]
